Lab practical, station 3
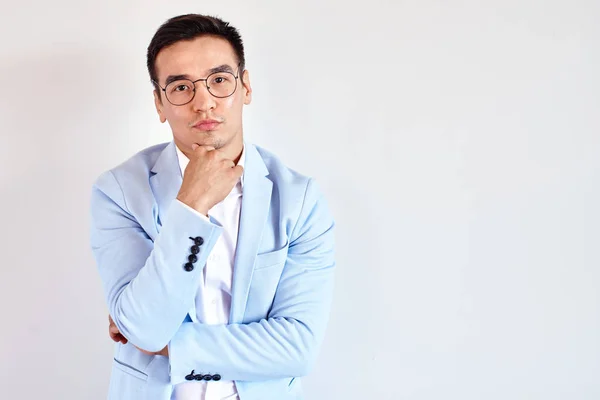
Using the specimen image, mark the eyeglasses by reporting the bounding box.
[153,63,242,106]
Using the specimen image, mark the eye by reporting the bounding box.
[174,84,191,92]
[211,75,230,85]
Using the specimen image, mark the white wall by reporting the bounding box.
[0,1,598,399]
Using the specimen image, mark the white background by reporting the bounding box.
[0,1,598,399]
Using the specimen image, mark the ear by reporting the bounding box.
[154,90,167,123]
[241,69,252,105]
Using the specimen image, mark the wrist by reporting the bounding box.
[176,195,209,216]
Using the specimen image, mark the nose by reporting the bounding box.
[192,81,216,112]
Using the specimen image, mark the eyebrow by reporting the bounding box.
[208,64,235,75]
[164,64,236,86]
[164,74,191,86]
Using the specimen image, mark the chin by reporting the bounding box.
[190,135,226,150]
[206,135,225,149]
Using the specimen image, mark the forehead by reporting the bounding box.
[154,35,238,81]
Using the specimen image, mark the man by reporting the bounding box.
[89,13,335,400]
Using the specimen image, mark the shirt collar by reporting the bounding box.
[175,143,246,189]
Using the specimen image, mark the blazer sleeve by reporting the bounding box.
[168,178,336,382]
[89,170,223,352]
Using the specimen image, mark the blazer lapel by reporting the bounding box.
[230,143,272,323]
[149,141,182,230]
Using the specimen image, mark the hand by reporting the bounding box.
[108,315,127,344]
[108,315,169,356]
[176,144,244,215]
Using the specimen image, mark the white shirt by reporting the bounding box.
[171,145,245,400]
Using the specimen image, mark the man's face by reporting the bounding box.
[153,35,252,157]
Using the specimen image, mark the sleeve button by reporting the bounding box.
[184,263,194,272]
[189,236,204,246]
[185,370,196,381]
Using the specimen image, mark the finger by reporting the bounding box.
[109,326,122,341]
[202,146,216,158]
[232,165,244,178]
[192,144,215,154]
[221,159,235,168]
[109,332,121,342]
[110,331,128,344]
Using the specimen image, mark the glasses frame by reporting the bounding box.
[153,62,242,106]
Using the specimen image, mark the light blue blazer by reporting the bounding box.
[89,141,335,399]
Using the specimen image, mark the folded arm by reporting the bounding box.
[90,170,222,352]
[168,179,336,382]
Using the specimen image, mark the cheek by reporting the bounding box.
[165,107,191,124]
[220,96,236,110]
[218,96,244,121]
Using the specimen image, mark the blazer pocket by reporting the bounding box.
[254,243,289,270]
[113,357,148,381]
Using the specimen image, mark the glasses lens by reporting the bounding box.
[206,72,237,98]
[165,80,195,105]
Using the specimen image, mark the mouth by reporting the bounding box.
[193,119,221,131]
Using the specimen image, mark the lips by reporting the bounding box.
[193,119,221,131]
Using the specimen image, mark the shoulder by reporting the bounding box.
[253,144,311,188]
[251,144,334,245]
[111,142,168,181]
[91,142,169,201]
[252,143,328,214]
